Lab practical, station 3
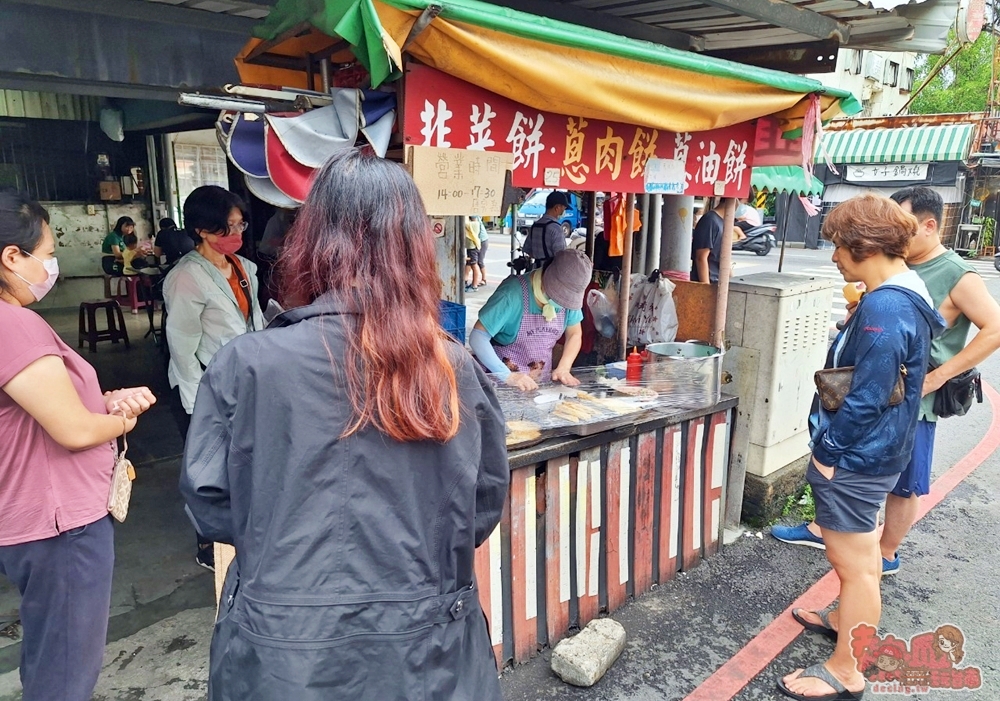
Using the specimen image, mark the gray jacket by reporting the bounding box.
[163,251,265,414]
[179,298,510,701]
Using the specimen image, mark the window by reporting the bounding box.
[172,143,229,221]
[886,61,900,88]
[848,50,863,75]
[900,68,915,93]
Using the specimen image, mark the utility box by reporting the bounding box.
[724,273,836,480]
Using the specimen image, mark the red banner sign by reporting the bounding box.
[403,64,755,197]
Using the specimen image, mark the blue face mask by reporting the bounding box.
[13,252,59,302]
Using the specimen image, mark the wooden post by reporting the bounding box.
[618,194,637,359]
[711,197,737,349]
[586,191,598,259]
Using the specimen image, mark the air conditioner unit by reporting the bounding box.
[864,53,885,81]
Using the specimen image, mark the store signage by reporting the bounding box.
[407,145,513,216]
[844,163,929,183]
[403,64,755,197]
[753,117,804,167]
[957,0,986,44]
[644,158,687,194]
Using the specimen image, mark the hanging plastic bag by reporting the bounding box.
[627,271,678,346]
[587,288,617,338]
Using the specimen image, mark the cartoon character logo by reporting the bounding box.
[932,625,965,665]
[851,623,982,696]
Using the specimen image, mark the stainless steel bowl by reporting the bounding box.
[642,341,722,410]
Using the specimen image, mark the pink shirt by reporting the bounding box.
[0,301,114,546]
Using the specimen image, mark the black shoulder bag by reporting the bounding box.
[932,366,983,418]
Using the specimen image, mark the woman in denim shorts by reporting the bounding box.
[779,195,944,701]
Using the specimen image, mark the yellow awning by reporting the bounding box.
[238,0,860,134]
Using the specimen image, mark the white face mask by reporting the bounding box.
[13,252,59,302]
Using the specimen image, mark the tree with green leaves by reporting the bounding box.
[910,30,994,115]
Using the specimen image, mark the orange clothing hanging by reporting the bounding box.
[604,194,642,258]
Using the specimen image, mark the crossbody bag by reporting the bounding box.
[108,412,136,522]
[932,366,983,418]
[813,296,907,412]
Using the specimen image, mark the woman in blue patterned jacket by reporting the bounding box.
[779,194,944,701]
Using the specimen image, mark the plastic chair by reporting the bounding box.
[78,300,130,353]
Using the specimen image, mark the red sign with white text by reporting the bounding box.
[403,64,755,197]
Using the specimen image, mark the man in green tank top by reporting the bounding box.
[773,187,1000,582]
[878,187,1000,569]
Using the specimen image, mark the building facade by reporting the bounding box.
[809,50,918,118]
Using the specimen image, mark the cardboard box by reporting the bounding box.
[99,180,122,201]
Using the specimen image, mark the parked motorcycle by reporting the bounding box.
[732,224,777,256]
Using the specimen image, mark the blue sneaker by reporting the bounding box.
[882,554,900,576]
[771,522,826,550]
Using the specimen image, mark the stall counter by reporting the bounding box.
[476,395,738,669]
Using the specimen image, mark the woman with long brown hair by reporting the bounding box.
[179,149,510,701]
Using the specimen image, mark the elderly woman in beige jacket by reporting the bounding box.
[163,186,264,571]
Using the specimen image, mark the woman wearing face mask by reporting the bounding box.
[163,186,263,572]
[0,191,155,701]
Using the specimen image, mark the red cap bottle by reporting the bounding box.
[626,347,643,383]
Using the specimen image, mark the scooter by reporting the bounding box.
[732,224,777,256]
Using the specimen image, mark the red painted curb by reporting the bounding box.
[684,382,1000,701]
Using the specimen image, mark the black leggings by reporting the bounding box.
[102,256,122,276]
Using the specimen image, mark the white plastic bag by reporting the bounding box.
[587,289,617,338]
[627,273,678,346]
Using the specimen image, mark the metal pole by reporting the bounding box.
[712,197,737,349]
[320,58,332,93]
[637,194,650,275]
[160,134,180,224]
[145,135,161,216]
[648,194,662,273]
[510,204,518,261]
[586,191,598,259]
[618,194,637,359]
[777,191,793,273]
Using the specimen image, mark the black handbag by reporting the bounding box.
[932,367,983,419]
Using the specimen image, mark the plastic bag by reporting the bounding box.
[587,289,617,338]
[627,272,678,346]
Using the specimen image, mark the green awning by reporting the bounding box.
[821,124,976,165]
[751,166,824,195]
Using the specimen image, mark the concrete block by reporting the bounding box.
[551,618,626,687]
[740,454,810,526]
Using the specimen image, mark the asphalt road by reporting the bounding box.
[498,257,1000,701]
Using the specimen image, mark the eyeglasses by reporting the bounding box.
[220,221,248,236]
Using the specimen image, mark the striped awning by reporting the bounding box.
[821,124,976,165]
[751,166,824,195]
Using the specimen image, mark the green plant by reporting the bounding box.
[982,217,995,248]
[780,484,816,523]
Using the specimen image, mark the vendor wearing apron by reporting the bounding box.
[471,249,592,392]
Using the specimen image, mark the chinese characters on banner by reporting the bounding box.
[403,64,756,198]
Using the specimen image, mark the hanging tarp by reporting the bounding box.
[241,0,861,135]
[751,166,825,195]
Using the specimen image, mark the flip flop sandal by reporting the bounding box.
[777,663,866,701]
[793,607,838,641]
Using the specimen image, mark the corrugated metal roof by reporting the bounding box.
[141,0,959,54]
[144,0,273,20]
[563,0,957,53]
